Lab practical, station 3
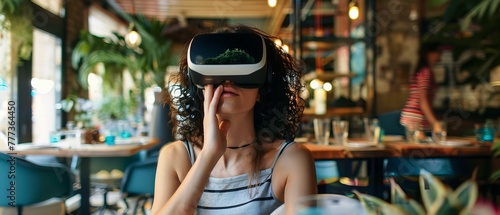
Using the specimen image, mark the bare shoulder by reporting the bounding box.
[159,140,187,160]
[274,141,315,173]
[279,142,314,162]
[271,141,317,202]
[158,140,192,179]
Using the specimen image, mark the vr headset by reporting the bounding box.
[187,33,268,88]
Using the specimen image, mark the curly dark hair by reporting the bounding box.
[165,24,305,147]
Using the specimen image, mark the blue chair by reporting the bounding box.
[120,156,158,215]
[0,152,74,215]
[377,110,406,136]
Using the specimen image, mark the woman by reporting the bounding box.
[400,43,442,137]
[151,25,317,215]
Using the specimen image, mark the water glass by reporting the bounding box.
[405,123,422,144]
[314,118,331,145]
[49,131,61,143]
[363,118,378,141]
[332,120,349,145]
[432,121,447,144]
[475,122,496,142]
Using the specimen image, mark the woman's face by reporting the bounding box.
[209,81,259,115]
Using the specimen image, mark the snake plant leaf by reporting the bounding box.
[452,179,478,213]
[432,195,462,215]
[419,170,448,213]
[390,179,425,215]
[354,191,407,215]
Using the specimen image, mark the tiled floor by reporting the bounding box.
[66,190,152,215]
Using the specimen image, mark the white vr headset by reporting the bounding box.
[187,33,268,88]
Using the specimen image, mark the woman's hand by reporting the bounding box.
[202,85,231,157]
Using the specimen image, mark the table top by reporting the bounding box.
[301,137,493,160]
[1,137,160,157]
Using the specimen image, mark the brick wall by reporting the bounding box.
[63,0,89,99]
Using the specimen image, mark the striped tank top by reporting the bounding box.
[400,67,437,129]
[183,140,293,215]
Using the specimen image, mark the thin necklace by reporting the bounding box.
[227,139,257,150]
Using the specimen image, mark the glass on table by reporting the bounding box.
[432,121,447,144]
[49,131,61,143]
[475,120,496,143]
[313,118,331,145]
[332,120,349,146]
[404,122,424,144]
[363,117,378,142]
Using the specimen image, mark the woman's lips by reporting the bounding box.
[221,86,239,96]
[221,91,239,97]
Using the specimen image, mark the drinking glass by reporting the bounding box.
[314,118,331,145]
[432,121,447,144]
[475,122,496,142]
[49,131,61,143]
[405,123,422,144]
[332,120,349,145]
[363,118,378,142]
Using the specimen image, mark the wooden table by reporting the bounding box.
[2,137,159,215]
[302,138,493,198]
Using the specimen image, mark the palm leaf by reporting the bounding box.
[77,51,135,89]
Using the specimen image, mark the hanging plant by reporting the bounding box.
[0,0,33,63]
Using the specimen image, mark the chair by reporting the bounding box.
[0,152,74,215]
[120,156,158,215]
[377,110,406,136]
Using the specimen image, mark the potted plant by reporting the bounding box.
[425,0,500,112]
[355,170,478,215]
[71,13,177,125]
[60,94,100,144]
[0,0,33,66]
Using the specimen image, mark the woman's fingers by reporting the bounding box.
[204,85,214,114]
[210,86,223,115]
[219,120,231,137]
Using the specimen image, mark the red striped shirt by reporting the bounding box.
[400,68,437,129]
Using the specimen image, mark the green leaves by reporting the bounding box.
[390,179,425,215]
[357,170,478,215]
[0,0,33,62]
[354,191,407,215]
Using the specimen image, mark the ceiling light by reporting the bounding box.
[323,82,333,91]
[125,30,142,48]
[274,38,282,47]
[282,44,289,53]
[310,79,321,89]
[348,1,359,20]
[268,0,277,8]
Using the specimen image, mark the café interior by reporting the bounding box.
[0,0,500,214]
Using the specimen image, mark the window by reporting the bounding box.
[31,28,62,143]
[32,0,64,16]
